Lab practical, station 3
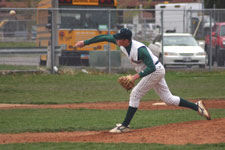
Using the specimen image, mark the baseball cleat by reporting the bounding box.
[197,100,211,120]
[109,123,131,133]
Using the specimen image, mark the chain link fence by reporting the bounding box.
[0,8,39,73]
[0,7,225,73]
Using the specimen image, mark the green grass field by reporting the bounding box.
[0,69,225,149]
[0,70,225,104]
[0,108,225,133]
[0,65,38,71]
[1,143,225,150]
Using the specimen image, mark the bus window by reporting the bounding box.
[59,9,115,29]
[60,13,82,28]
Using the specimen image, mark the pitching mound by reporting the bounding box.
[0,118,224,145]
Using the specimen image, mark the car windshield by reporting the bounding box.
[219,25,225,36]
[164,36,198,46]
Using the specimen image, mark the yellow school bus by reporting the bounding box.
[37,0,118,66]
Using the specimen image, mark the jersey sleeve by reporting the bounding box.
[138,46,156,77]
[84,34,117,45]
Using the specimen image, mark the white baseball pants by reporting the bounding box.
[129,63,180,108]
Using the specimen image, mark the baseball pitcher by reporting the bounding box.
[74,28,211,133]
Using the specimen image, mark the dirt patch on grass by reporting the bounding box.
[0,100,225,110]
[0,100,224,145]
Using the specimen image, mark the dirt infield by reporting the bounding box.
[0,100,225,145]
[1,100,225,110]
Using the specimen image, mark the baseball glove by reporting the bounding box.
[118,75,134,91]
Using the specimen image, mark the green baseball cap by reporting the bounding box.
[113,28,132,40]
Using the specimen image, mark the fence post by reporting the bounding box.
[50,0,58,74]
[161,10,164,65]
[190,10,193,34]
[209,10,213,71]
[183,8,185,33]
[108,10,111,74]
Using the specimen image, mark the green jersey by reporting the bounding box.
[84,34,158,77]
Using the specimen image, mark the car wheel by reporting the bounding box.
[216,49,225,66]
[187,65,192,68]
[208,56,215,66]
[205,44,208,55]
[206,45,215,66]
[159,54,163,63]
[199,64,205,68]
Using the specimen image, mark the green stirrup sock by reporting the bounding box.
[179,98,198,111]
[122,106,137,127]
